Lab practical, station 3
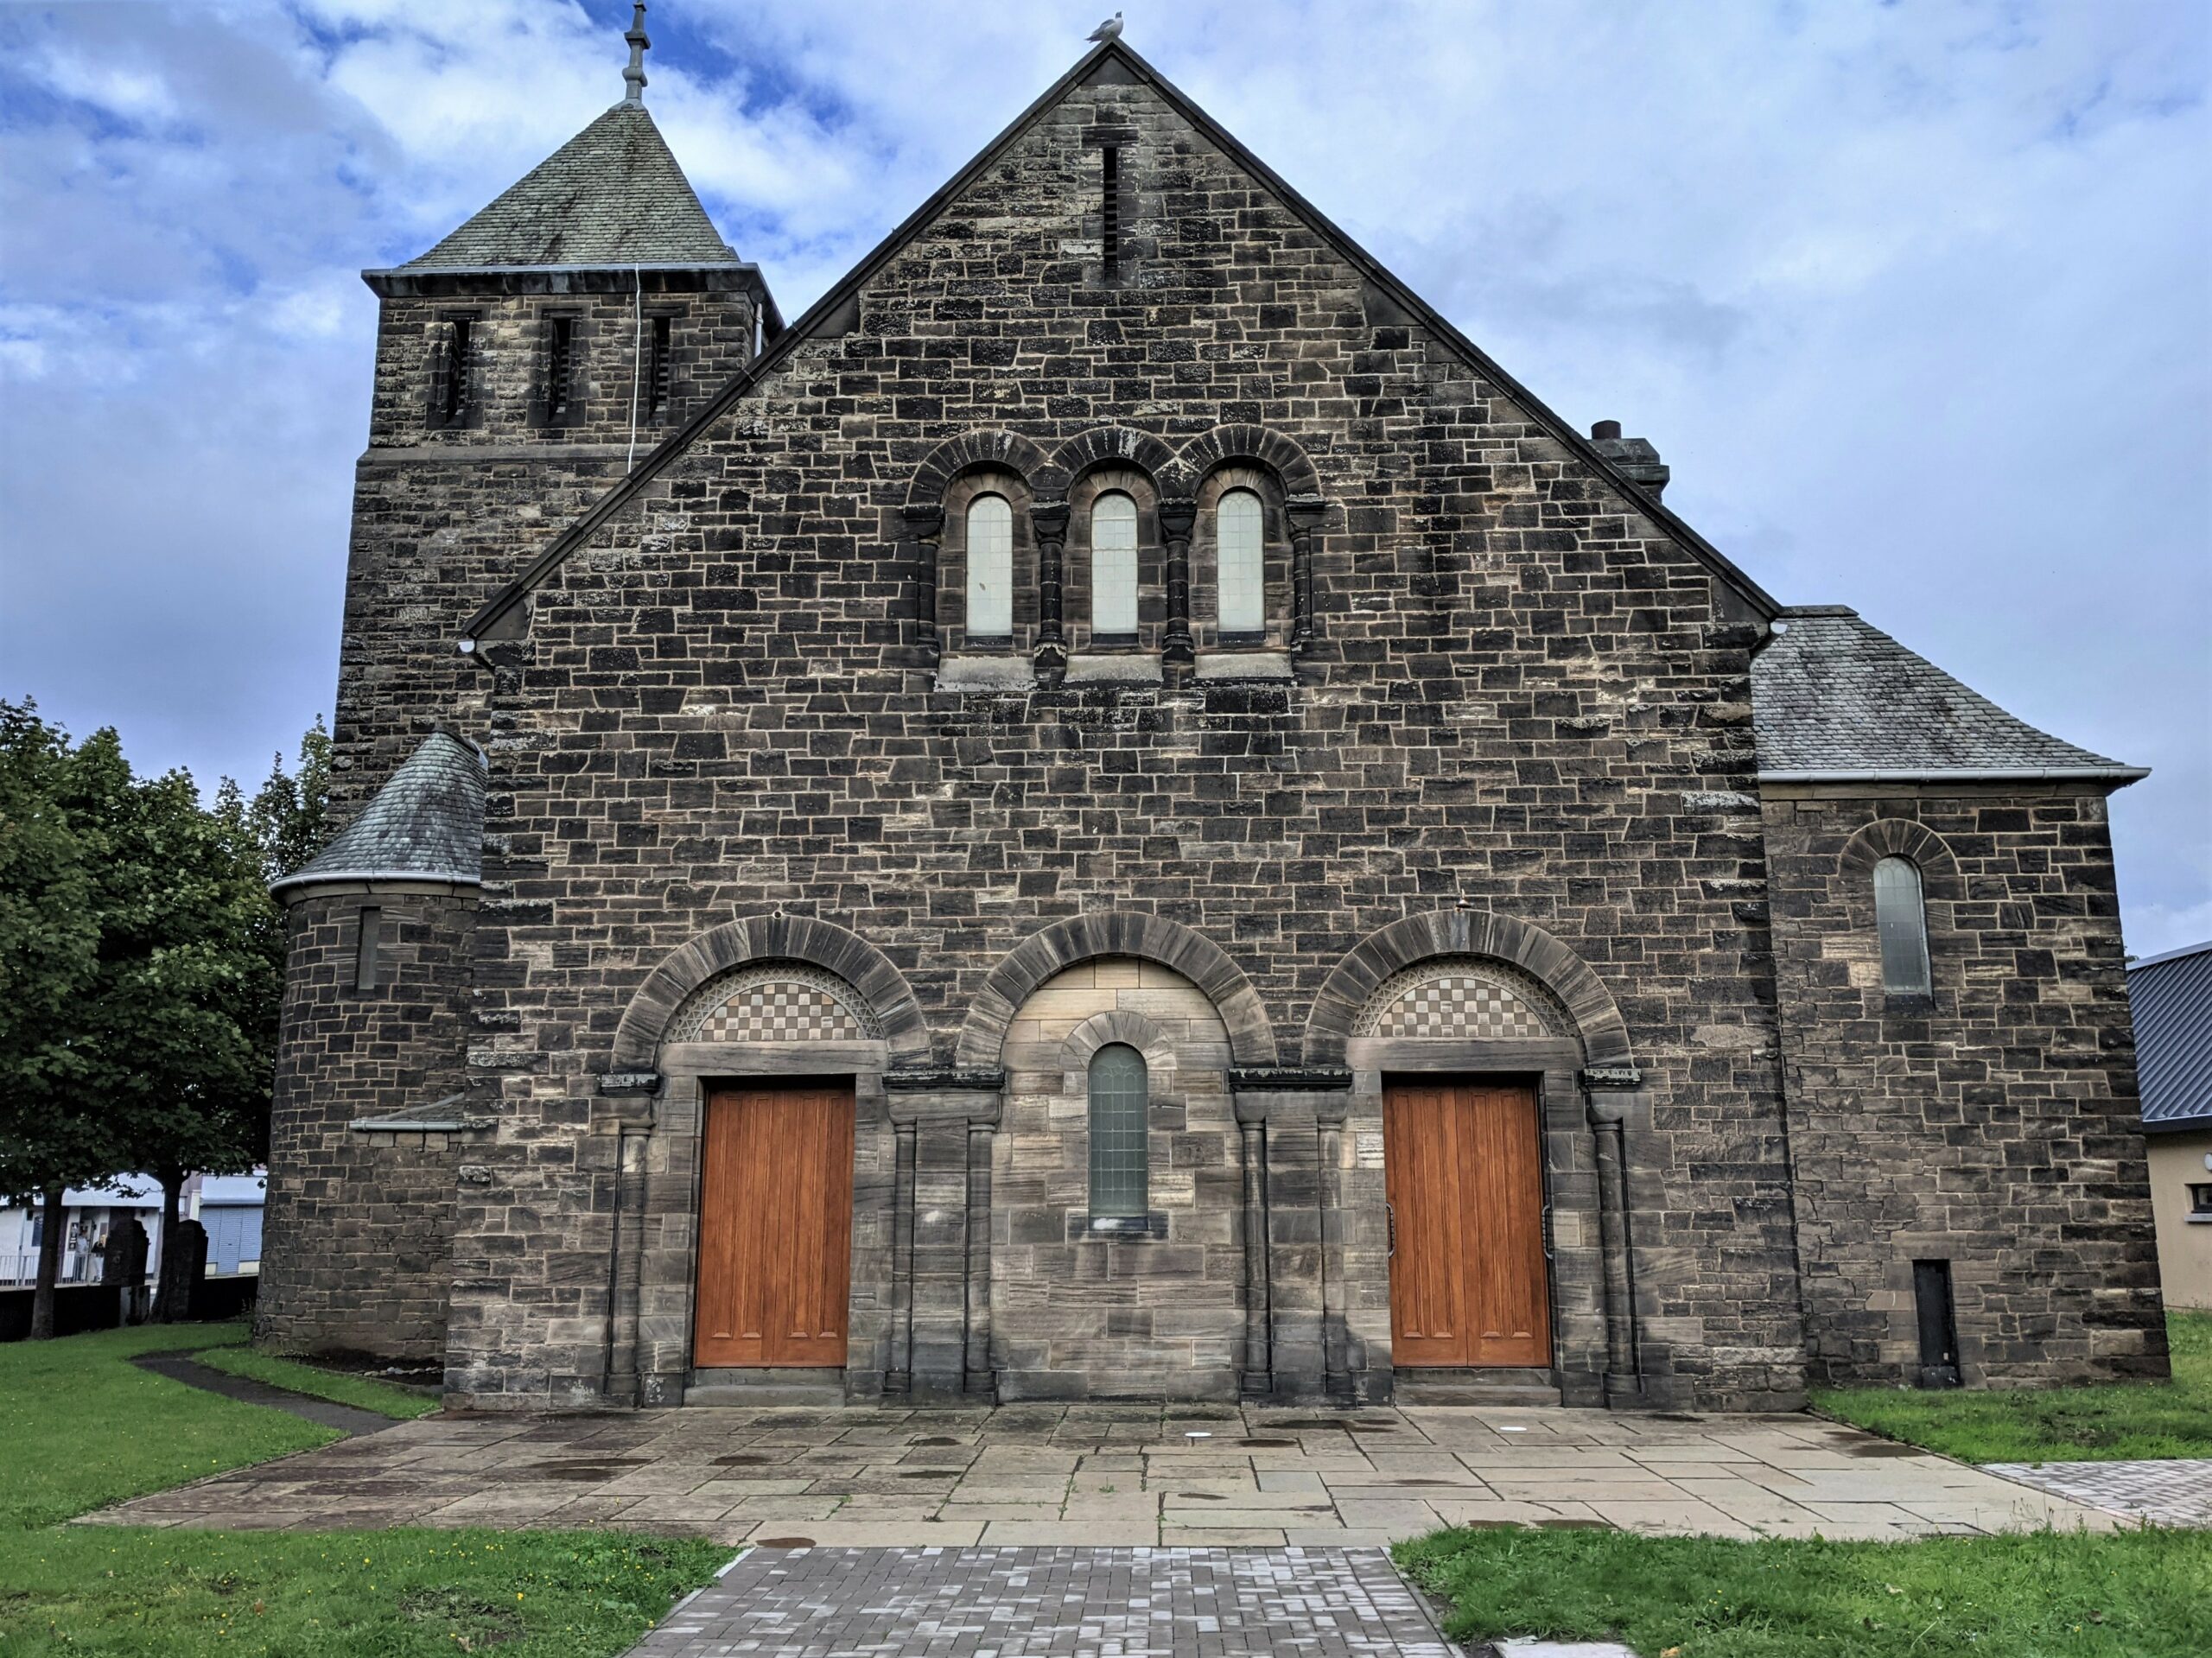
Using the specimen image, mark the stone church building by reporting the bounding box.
[257,23,2169,1413]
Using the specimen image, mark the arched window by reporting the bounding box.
[1874,856,1931,995]
[1217,487,1265,637]
[1090,490,1139,639]
[1088,1043,1148,1220]
[966,492,1013,639]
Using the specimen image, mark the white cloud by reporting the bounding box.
[0,0,2203,943]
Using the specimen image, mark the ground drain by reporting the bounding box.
[712,1453,773,1466]
[755,1536,814,1548]
[526,1459,646,1482]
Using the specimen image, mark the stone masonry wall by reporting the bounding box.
[331,285,758,819]
[431,69,1808,1408]
[1763,787,2168,1387]
[255,892,479,1359]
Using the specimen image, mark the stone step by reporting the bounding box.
[685,1367,846,1408]
[1392,1368,1563,1407]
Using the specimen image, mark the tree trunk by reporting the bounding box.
[29,1181,67,1340]
[152,1168,184,1324]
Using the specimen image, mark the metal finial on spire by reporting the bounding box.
[621,2,650,105]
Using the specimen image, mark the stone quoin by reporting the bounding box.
[252,21,2167,1412]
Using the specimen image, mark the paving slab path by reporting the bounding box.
[630,1545,1458,1658]
[79,1400,2119,1543]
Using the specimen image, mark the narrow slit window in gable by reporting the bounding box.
[1101,145,1121,276]
[647,315,672,418]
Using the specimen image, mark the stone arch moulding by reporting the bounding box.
[1173,423,1323,499]
[1049,427,1179,494]
[903,430,1063,511]
[1838,817,1963,901]
[955,912,1281,1070]
[1303,911,1635,1071]
[611,913,931,1070]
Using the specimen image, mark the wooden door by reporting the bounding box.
[693,1083,855,1368]
[1383,1081,1550,1367]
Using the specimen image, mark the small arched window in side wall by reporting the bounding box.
[1091,490,1139,640]
[967,492,1013,639]
[1217,487,1265,638]
[1088,1042,1148,1221]
[1874,855,1932,995]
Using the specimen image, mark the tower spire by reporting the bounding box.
[621,2,649,105]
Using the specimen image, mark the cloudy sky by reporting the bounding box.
[2,0,2206,953]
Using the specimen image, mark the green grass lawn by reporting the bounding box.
[1815,1310,2212,1464]
[191,1342,440,1420]
[0,1324,727,1656]
[1398,1525,2212,1658]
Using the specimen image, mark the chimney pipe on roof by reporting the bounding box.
[1587,420,1669,500]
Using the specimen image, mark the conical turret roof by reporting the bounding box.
[271,731,486,899]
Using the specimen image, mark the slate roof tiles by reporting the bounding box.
[404,102,738,270]
[270,731,486,898]
[1752,607,2143,782]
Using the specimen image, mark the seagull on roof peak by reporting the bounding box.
[1088,12,1123,43]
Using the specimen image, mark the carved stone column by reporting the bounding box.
[1285,495,1326,652]
[1317,1101,1351,1401]
[900,504,945,668]
[1031,500,1070,688]
[1160,498,1197,677]
[964,1119,995,1397]
[886,1068,1003,1401]
[1236,1107,1272,1396]
[887,1117,918,1395]
[1586,1086,1644,1408]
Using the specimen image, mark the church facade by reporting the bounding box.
[256,29,2169,1413]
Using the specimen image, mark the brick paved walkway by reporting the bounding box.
[80,1401,2118,1543]
[1982,1458,2212,1528]
[632,1547,1456,1658]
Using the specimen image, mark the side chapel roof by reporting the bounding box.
[1752,607,2145,783]
[270,731,486,900]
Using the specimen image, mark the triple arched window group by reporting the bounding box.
[960,484,1272,650]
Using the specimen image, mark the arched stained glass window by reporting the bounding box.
[1874,856,1932,995]
[967,492,1013,638]
[1088,1043,1148,1220]
[1091,490,1139,638]
[1217,488,1264,636]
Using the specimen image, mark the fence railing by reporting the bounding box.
[0,1253,107,1287]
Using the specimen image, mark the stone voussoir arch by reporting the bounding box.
[956,912,1280,1070]
[903,430,1064,510]
[1304,910,1635,1070]
[613,913,931,1069]
[1173,423,1324,499]
[1048,426,1180,494]
[1838,817,1963,899]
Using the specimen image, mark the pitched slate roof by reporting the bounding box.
[459,38,1782,642]
[404,102,738,270]
[2133,943,2212,1129]
[1752,607,2145,783]
[270,731,486,899]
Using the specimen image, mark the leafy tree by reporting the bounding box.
[0,702,109,1336]
[216,717,333,884]
[0,707,328,1333]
